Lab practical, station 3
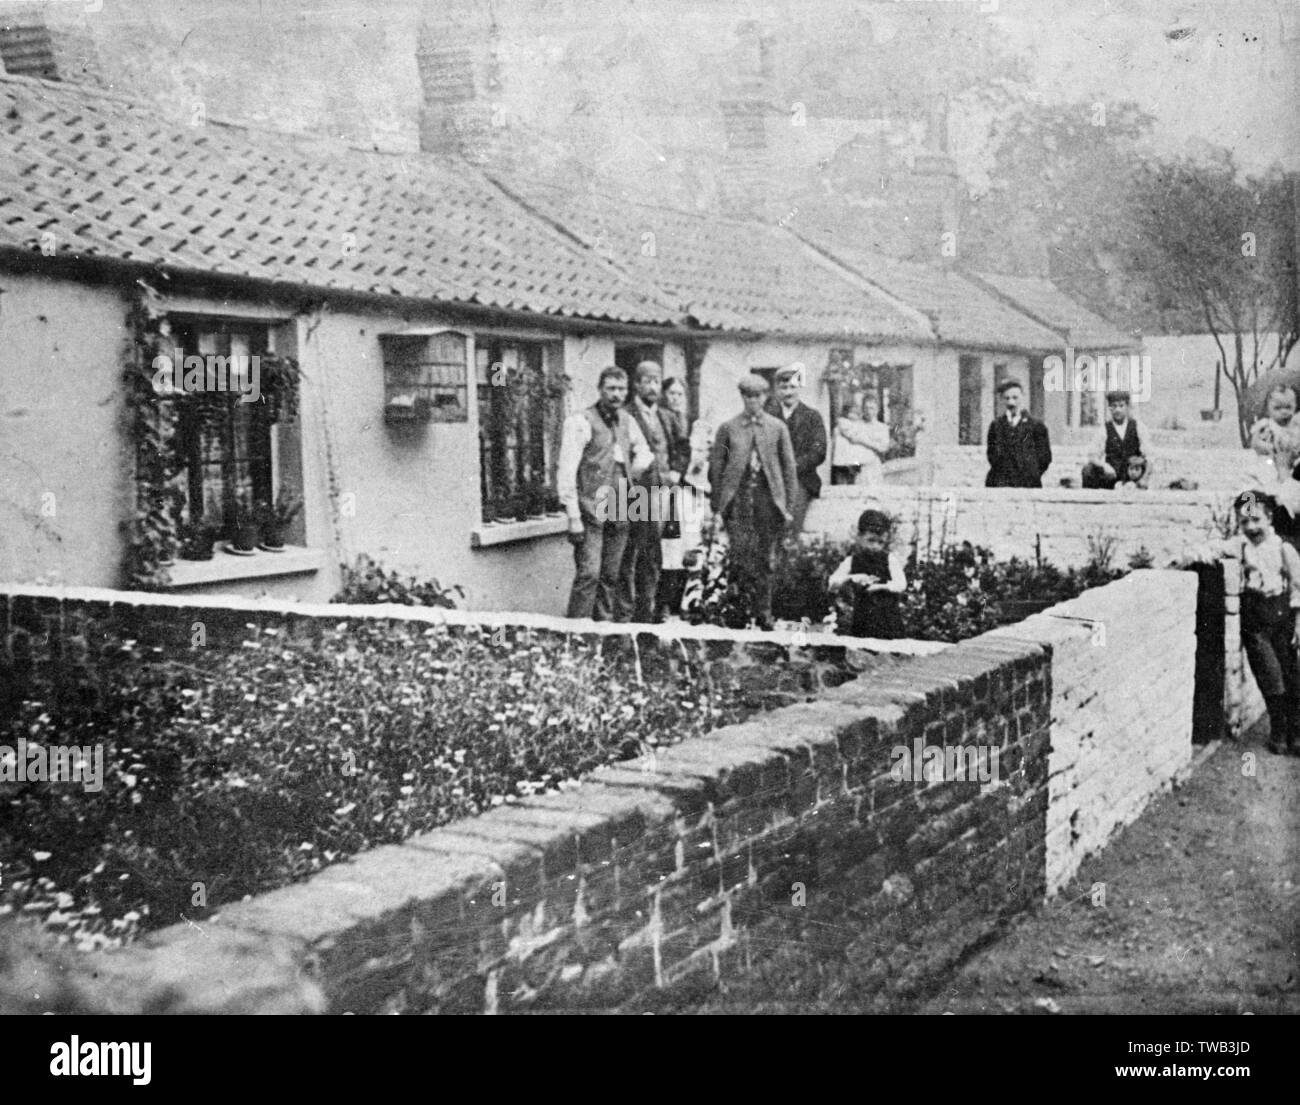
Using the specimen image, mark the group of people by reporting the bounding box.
[1195,381,1300,758]
[981,372,1299,755]
[982,376,1152,490]
[556,362,1300,743]
[557,363,833,631]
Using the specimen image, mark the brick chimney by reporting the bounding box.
[0,7,106,87]
[896,94,962,265]
[717,20,776,219]
[0,10,59,79]
[415,4,502,166]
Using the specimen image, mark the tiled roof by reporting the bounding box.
[967,271,1138,351]
[0,74,678,326]
[797,235,1064,353]
[491,179,932,343]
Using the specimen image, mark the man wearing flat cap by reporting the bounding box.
[709,373,799,630]
[767,363,827,534]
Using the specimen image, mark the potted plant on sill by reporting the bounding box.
[178,517,221,561]
[256,491,303,552]
[229,495,260,555]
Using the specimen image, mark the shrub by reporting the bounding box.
[682,529,1129,642]
[682,523,750,628]
[1,621,757,948]
[333,553,463,607]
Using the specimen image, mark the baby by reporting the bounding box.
[1117,454,1150,490]
[1248,384,1300,480]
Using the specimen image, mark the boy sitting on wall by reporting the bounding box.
[1081,390,1149,490]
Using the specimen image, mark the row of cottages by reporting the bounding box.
[0,74,1136,611]
[488,178,1138,486]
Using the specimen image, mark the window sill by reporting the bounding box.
[471,512,569,548]
[162,546,326,588]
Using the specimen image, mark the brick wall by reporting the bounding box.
[0,573,1202,1012]
[983,571,1199,893]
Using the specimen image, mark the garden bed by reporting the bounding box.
[1,617,810,950]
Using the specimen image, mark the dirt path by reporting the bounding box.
[918,739,1300,1014]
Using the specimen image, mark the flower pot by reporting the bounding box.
[233,524,260,552]
[259,524,286,552]
[180,538,216,562]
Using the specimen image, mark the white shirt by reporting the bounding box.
[556,406,653,523]
[1089,415,1150,471]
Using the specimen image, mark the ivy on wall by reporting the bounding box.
[120,282,181,591]
[119,283,302,590]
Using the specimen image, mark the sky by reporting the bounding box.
[33,0,1300,175]
[992,0,1300,172]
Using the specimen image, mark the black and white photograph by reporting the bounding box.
[0,0,1296,1045]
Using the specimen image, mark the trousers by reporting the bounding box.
[566,518,630,621]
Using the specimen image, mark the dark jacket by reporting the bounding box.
[709,411,799,523]
[625,398,673,487]
[767,400,828,498]
[661,406,692,478]
[985,414,1052,488]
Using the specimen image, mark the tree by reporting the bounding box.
[1123,156,1299,445]
[960,98,1156,312]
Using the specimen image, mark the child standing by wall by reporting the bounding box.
[1188,490,1300,755]
[828,509,907,639]
[1245,384,1300,545]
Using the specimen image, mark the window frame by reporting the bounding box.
[167,314,281,537]
[474,334,566,526]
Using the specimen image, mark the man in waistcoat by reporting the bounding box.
[617,361,680,623]
[557,366,654,620]
[1081,390,1149,490]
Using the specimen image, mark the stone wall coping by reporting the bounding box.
[0,582,951,658]
[819,485,1229,507]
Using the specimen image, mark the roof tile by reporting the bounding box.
[492,178,931,343]
[0,74,678,326]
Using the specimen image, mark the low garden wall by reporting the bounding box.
[929,444,1254,493]
[807,484,1230,571]
[0,570,1202,1012]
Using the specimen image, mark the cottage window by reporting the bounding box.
[475,338,565,523]
[169,319,294,537]
[958,354,983,445]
